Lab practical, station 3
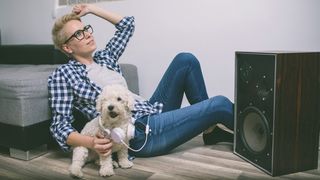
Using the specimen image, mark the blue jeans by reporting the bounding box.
[129,53,234,157]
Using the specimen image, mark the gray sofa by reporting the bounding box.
[0,45,139,160]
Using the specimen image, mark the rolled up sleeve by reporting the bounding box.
[94,16,135,63]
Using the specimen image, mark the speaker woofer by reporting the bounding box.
[240,106,269,154]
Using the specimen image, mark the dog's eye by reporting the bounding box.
[117,97,122,101]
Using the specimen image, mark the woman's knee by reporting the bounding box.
[211,95,234,129]
[173,52,200,67]
[210,95,233,111]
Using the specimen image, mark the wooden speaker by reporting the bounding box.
[234,51,320,176]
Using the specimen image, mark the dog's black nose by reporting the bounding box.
[108,105,114,111]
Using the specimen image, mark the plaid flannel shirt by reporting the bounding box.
[48,16,163,152]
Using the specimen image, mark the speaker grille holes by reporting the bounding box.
[240,62,253,83]
[256,75,272,101]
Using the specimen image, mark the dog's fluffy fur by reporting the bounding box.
[69,84,135,177]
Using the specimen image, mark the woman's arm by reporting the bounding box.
[48,70,112,156]
[67,132,112,156]
[48,72,76,152]
[73,3,135,63]
[72,4,123,25]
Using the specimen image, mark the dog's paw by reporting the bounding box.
[118,159,133,169]
[112,160,120,168]
[69,165,83,178]
[99,166,115,177]
[94,159,100,166]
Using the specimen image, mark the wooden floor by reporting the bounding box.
[0,136,319,180]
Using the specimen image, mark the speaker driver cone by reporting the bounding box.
[240,107,269,154]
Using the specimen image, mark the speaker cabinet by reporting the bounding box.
[234,51,320,176]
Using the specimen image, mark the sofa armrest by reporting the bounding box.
[120,63,139,95]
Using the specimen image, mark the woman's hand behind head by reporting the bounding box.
[72,4,92,17]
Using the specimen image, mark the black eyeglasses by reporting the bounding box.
[64,25,93,44]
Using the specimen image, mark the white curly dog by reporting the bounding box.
[69,84,135,177]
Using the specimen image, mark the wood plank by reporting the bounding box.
[0,136,319,179]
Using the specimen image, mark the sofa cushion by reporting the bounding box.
[0,64,59,126]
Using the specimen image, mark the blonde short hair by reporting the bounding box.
[52,13,81,52]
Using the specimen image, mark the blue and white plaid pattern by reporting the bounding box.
[48,16,163,151]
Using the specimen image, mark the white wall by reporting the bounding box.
[1,0,320,102]
[0,0,54,44]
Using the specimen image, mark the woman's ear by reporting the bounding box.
[62,44,73,54]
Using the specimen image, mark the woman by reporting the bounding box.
[48,4,234,158]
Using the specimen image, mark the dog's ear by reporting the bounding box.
[125,92,135,111]
[96,94,102,112]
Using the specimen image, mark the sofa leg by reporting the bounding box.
[9,144,47,160]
